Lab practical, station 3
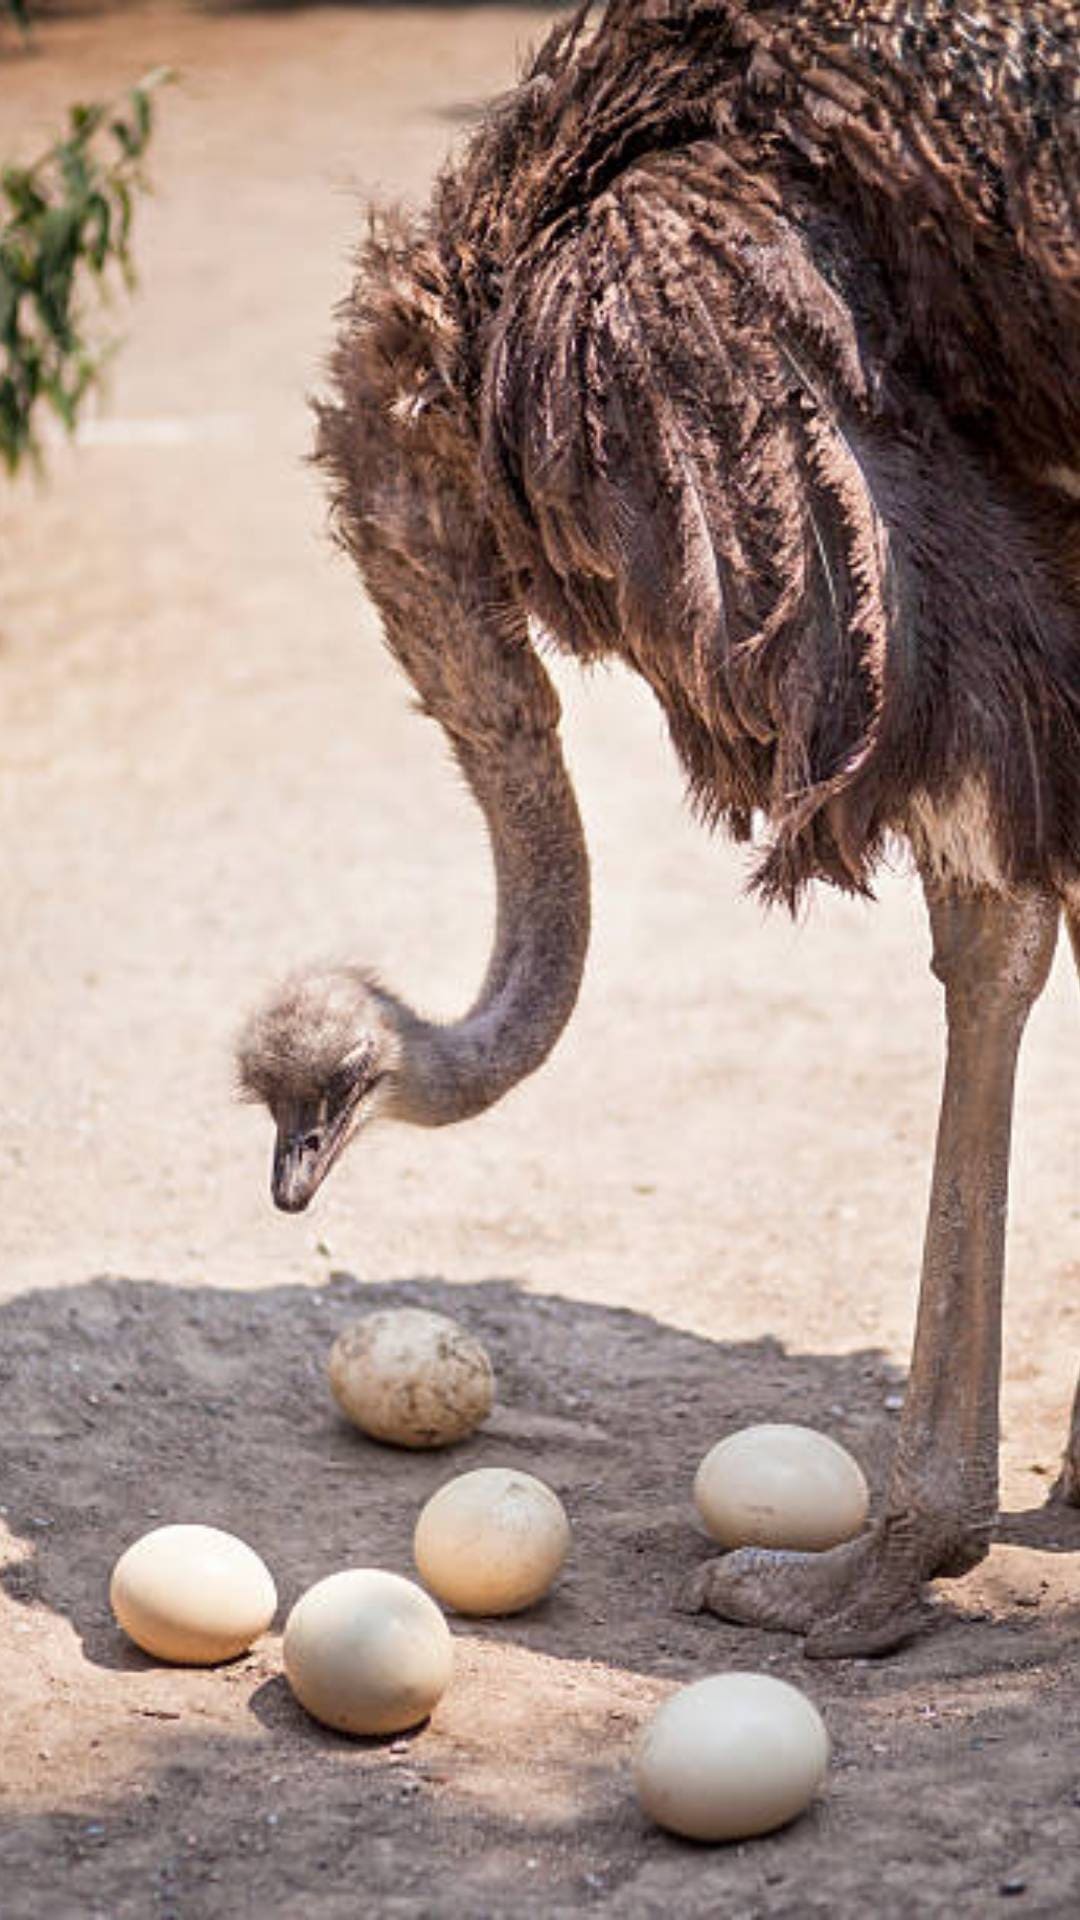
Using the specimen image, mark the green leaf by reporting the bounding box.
[0,263,18,343]
[69,101,106,144]
[41,369,77,431]
[2,166,47,225]
[37,202,80,268]
[84,191,111,271]
[131,87,153,149]
[58,142,92,202]
[110,114,138,161]
[112,178,133,253]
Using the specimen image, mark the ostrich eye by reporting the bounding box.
[326,1064,359,1109]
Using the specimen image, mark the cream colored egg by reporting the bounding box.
[413,1466,570,1616]
[635,1672,830,1841]
[109,1524,277,1665]
[328,1308,494,1449]
[694,1424,869,1552]
[283,1568,453,1736]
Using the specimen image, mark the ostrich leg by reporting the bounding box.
[682,880,1059,1656]
[1060,894,1080,1506]
[1063,1378,1080,1507]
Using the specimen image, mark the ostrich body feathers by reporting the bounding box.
[318,0,1080,904]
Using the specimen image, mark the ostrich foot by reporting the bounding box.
[677,1518,966,1657]
[676,1534,879,1638]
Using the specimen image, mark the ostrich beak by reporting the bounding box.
[271,1101,355,1213]
[272,1133,324,1212]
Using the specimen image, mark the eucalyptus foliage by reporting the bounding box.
[1,69,170,474]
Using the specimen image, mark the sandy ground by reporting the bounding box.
[3,6,1080,1915]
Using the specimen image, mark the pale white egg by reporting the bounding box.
[109,1524,277,1665]
[635,1672,829,1841]
[328,1308,494,1449]
[283,1568,453,1735]
[694,1423,869,1551]
[413,1466,570,1615]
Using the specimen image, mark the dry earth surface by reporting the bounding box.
[2,6,1080,1915]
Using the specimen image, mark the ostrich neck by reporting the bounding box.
[380,643,591,1128]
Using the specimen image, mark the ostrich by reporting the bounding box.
[237,0,1080,1656]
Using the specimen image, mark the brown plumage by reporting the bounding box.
[319,0,1080,904]
[240,3,1080,1656]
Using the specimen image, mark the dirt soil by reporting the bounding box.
[3,7,1080,1916]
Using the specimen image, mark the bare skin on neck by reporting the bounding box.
[235,594,590,1209]
[385,725,590,1130]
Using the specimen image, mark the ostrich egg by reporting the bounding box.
[413,1466,570,1615]
[693,1423,870,1551]
[110,1524,277,1664]
[328,1308,494,1448]
[283,1568,454,1735]
[634,1672,830,1841]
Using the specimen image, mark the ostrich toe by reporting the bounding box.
[675,1533,878,1635]
[677,1525,943,1656]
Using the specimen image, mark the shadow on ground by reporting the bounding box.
[4,1274,1080,1917]
[0,1269,904,1670]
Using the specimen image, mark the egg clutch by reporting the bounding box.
[107,1305,864,1843]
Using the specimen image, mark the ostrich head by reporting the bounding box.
[236,967,402,1212]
